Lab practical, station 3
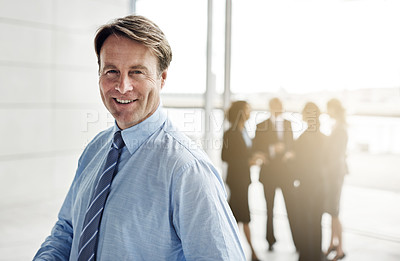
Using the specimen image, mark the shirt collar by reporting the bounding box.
[270,114,283,123]
[113,104,167,155]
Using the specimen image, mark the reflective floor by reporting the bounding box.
[241,182,400,261]
[1,172,400,260]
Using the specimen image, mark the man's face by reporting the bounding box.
[270,100,283,117]
[99,34,167,130]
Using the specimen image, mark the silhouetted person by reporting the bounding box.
[253,97,298,251]
[292,102,326,261]
[222,101,261,261]
[324,98,348,261]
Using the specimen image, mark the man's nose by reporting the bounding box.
[116,74,133,94]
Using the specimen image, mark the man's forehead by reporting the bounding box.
[100,42,155,63]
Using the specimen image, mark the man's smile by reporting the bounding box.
[114,98,137,104]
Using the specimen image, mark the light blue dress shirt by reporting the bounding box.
[34,105,245,261]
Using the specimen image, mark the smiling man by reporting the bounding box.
[34,15,245,260]
[98,33,165,129]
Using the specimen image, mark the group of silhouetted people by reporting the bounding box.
[222,98,348,261]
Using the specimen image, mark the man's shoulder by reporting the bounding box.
[255,119,271,131]
[155,118,208,163]
[142,118,223,187]
[83,126,114,152]
[75,127,113,172]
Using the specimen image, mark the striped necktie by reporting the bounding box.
[77,131,125,261]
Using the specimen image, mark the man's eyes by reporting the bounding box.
[104,69,145,75]
[105,70,119,75]
[102,69,148,80]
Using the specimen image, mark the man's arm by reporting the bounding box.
[33,186,75,260]
[171,160,246,261]
[33,210,73,260]
[33,148,89,260]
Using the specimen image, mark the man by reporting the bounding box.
[34,15,245,260]
[252,97,298,251]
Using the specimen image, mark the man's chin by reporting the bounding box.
[112,107,157,129]
[115,118,136,130]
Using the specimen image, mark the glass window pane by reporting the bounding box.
[136,0,207,94]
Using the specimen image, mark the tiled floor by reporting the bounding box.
[1,172,400,260]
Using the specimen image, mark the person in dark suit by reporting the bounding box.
[252,97,297,251]
[222,100,261,261]
[292,102,326,261]
[324,98,348,261]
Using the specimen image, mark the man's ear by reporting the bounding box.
[160,69,168,89]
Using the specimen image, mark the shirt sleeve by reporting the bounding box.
[33,130,108,260]
[33,150,88,260]
[33,191,74,260]
[171,160,246,261]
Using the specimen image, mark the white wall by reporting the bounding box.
[0,0,130,206]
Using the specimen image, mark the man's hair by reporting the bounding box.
[94,15,172,74]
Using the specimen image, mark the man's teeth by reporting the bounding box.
[116,98,134,104]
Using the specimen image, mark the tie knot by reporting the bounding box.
[112,131,125,150]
